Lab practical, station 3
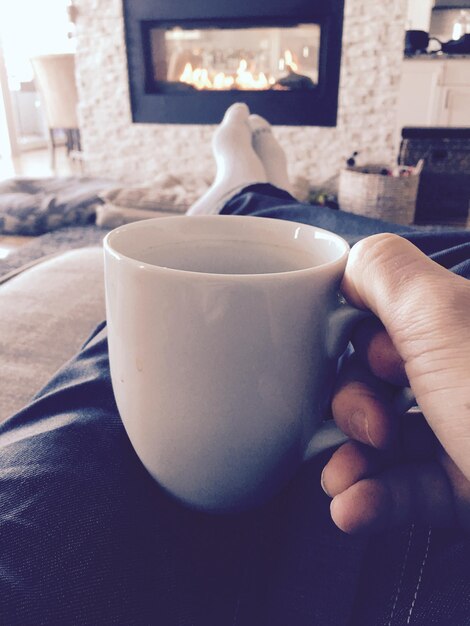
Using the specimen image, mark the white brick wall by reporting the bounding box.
[74,0,407,198]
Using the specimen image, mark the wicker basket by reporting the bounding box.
[338,165,421,225]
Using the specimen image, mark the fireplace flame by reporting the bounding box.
[284,49,298,72]
[178,50,300,90]
[179,58,275,91]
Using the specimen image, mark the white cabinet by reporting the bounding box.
[438,85,470,125]
[397,58,470,133]
[397,61,443,127]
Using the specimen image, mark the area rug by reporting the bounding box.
[0,224,110,281]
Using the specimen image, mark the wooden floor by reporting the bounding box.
[0,146,76,258]
[0,145,75,179]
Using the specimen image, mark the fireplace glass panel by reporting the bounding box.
[149,24,320,92]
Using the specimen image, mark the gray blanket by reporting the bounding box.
[0,177,115,236]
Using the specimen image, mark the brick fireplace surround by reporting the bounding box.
[74,0,408,199]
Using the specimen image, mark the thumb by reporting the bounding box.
[341,233,470,478]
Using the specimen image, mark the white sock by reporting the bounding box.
[186,103,267,216]
[248,114,292,194]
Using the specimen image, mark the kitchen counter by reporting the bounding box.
[397,55,470,131]
[404,53,470,59]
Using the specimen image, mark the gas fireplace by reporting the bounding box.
[123,0,344,126]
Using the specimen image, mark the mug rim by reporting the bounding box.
[103,215,350,279]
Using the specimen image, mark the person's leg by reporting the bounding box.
[0,324,285,625]
[187,102,298,216]
[248,113,293,195]
[0,320,363,626]
[186,103,267,216]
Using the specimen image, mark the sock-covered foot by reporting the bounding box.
[248,114,292,194]
[187,103,267,215]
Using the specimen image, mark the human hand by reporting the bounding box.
[322,234,470,533]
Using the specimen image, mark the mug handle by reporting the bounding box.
[326,298,370,360]
[303,299,416,461]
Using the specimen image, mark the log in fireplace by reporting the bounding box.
[123,0,344,126]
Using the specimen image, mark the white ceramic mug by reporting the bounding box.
[103,216,376,511]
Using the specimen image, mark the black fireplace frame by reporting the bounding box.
[123,0,345,126]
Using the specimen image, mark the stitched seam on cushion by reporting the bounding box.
[387,524,415,626]
[232,595,241,626]
[0,251,64,285]
[406,527,432,625]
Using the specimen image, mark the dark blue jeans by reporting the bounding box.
[1,186,469,625]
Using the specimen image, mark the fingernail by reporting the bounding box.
[348,409,376,447]
[320,469,331,497]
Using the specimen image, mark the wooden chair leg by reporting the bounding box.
[75,128,81,152]
[66,129,74,155]
[49,128,56,171]
[69,128,83,174]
